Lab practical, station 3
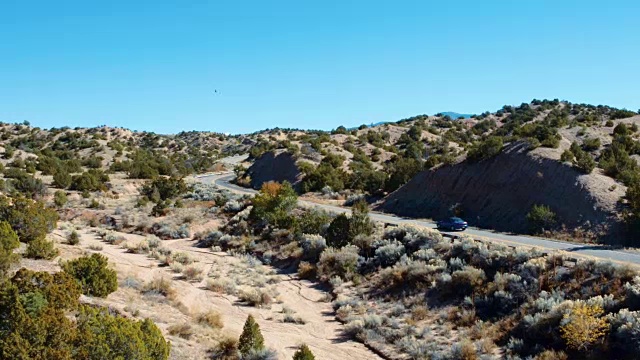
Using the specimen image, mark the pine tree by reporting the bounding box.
[238,315,264,355]
[293,344,315,360]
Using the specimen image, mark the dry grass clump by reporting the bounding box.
[98,230,126,245]
[87,243,103,251]
[172,252,194,265]
[196,310,224,329]
[297,261,316,279]
[168,323,194,339]
[209,335,239,360]
[281,306,306,325]
[534,350,568,360]
[238,287,275,307]
[205,278,237,295]
[182,265,204,281]
[142,276,177,300]
[122,240,150,254]
[451,340,478,360]
[411,305,429,321]
[170,262,184,273]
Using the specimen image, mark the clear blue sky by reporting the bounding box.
[1,1,638,134]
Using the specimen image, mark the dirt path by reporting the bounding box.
[52,227,381,360]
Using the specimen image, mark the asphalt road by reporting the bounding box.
[195,172,640,266]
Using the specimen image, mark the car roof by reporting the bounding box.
[449,217,464,221]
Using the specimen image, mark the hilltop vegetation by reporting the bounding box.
[238,100,640,243]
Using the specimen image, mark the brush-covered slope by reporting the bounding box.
[377,141,625,237]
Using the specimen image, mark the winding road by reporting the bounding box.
[196,171,640,266]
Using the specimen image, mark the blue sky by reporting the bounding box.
[0,1,638,134]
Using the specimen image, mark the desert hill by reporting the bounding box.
[236,100,640,242]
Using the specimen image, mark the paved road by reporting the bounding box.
[196,172,640,266]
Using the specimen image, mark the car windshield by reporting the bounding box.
[450,217,464,222]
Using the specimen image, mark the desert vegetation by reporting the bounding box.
[236,100,640,243]
[200,180,640,359]
[0,99,639,359]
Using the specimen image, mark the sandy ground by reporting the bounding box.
[41,225,380,360]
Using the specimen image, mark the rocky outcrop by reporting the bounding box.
[377,142,623,236]
[246,150,302,190]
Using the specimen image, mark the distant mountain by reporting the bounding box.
[439,111,474,119]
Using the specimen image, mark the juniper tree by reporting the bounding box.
[238,315,265,355]
[292,344,315,360]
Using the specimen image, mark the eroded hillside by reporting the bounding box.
[377,141,624,239]
[238,100,640,242]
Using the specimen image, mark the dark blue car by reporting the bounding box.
[436,217,468,231]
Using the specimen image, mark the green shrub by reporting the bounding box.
[300,162,347,193]
[326,214,351,248]
[467,136,504,161]
[53,171,72,189]
[151,201,170,217]
[348,167,386,194]
[599,141,639,185]
[250,181,297,228]
[0,221,20,277]
[611,109,637,120]
[67,231,80,245]
[70,170,110,192]
[384,157,422,192]
[54,190,68,207]
[0,269,79,358]
[293,209,331,236]
[527,204,557,234]
[7,171,46,199]
[25,236,59,259]
[582,138,601,152]
[82,155,103,168]
[62,253,118,297]
[238,315,265,355]
[89,199,100,209]
[562,143,595,174]
[0,196,59,243]
[349,200,374,240]
[326,203,373,248]
[140,176,188,202]
[128,163,160,179]
[574,151,596,174]
[317,246,360,281]
[75,306,171,359]
[3,145,15,159]
[560,149,574,163]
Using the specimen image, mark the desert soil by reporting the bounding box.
[25,225,381,360]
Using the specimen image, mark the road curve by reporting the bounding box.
[195,173,640,266]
